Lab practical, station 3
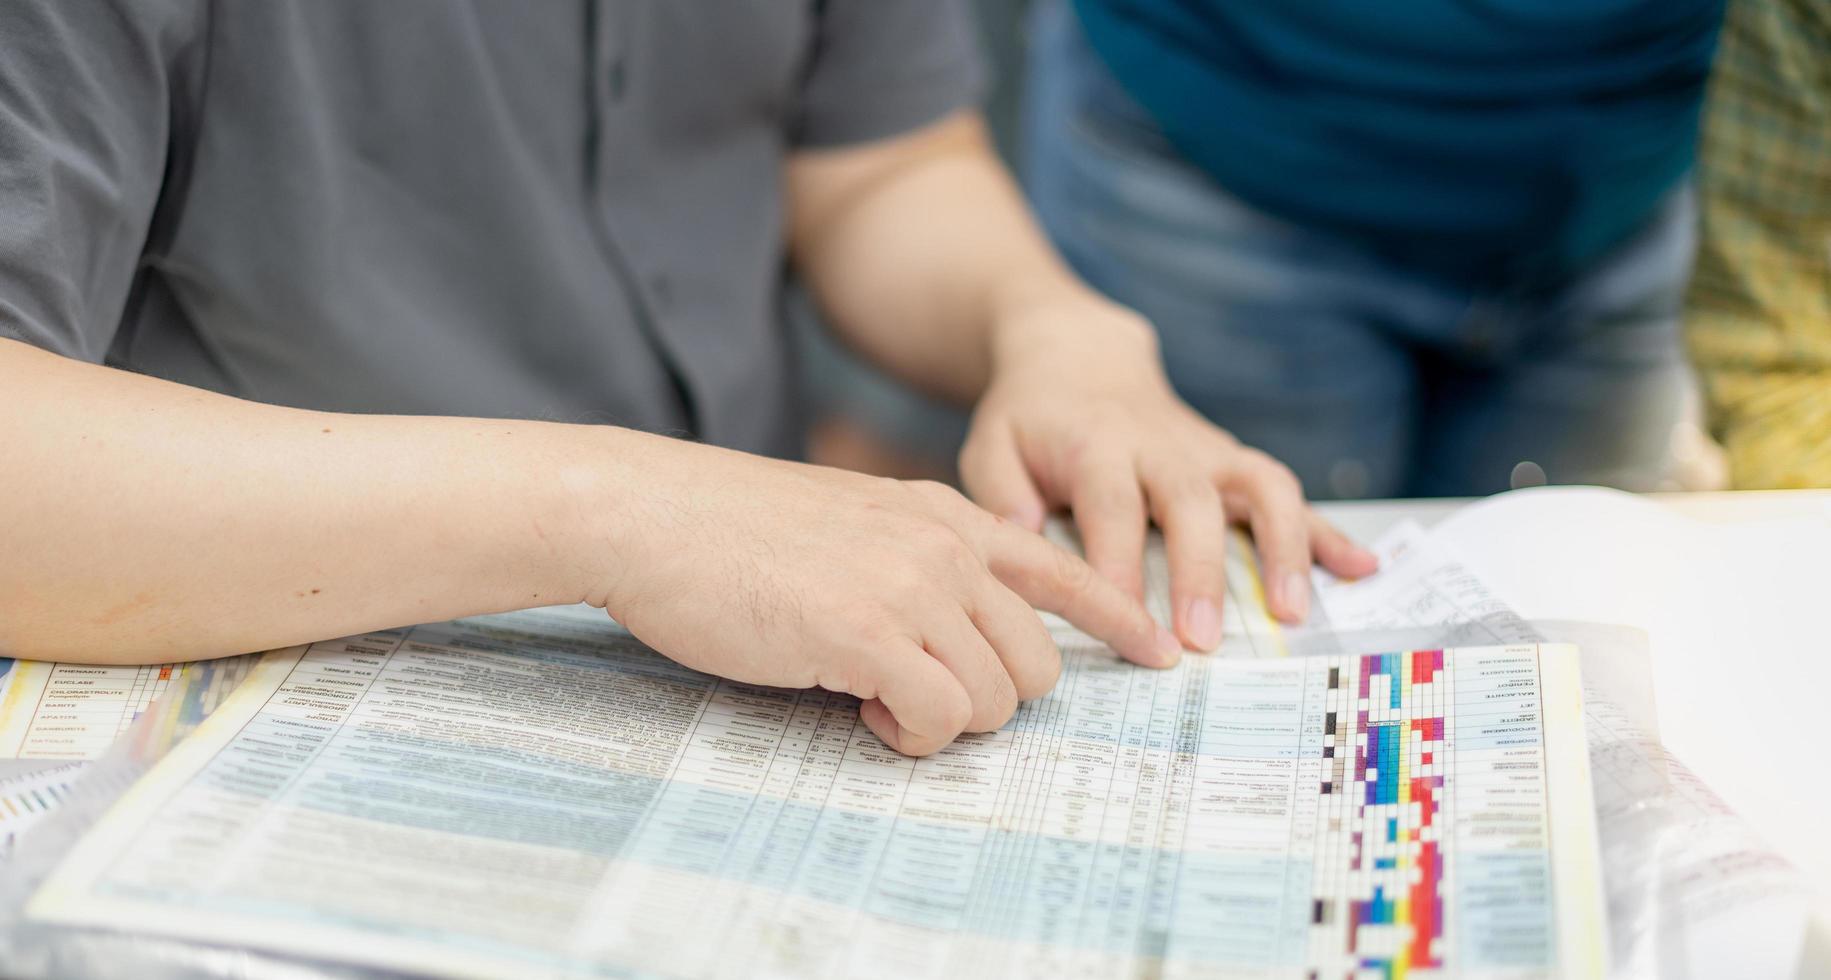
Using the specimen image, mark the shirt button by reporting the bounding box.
[648,273,673,309]
[608,58,626,101]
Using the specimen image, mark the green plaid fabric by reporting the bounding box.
[1686,0,1831,488]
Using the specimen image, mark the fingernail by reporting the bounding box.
[1006,502,1045,531]
[1182,597,1221,652]
[1281,571,1310,624]
[1154,624,1183,666]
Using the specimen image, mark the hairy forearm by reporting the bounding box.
[0,338,640,663]
[788,111,1139,405]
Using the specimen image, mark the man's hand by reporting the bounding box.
[784,109,1371,652]
[0,339,1172,763]
[960,295,1379,651]
[594,440,1183,757]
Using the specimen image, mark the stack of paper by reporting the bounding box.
[0,655,255,860]
[24,609,1602,979]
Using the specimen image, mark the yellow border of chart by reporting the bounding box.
[1231,527,1289,657]
[0,660,56,758]
[1537,643,1609,978]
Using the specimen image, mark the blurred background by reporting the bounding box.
[793,0,1731,498]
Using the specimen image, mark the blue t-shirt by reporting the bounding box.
[1074,0,1723,290]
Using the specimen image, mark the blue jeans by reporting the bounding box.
[1021,0,1696,499]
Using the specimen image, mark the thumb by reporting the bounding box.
[959,421,1047,532]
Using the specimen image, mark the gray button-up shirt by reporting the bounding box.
[0,1,983,457]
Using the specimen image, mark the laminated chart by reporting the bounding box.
[0,763,87,860]
[26,612,1603,980]
[0,660,179,760]
[0,656,257,762]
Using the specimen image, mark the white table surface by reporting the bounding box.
[1319,489,1831,543]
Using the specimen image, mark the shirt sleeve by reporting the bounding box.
[0,0,200,362]
[789,0,988,149]
[1684,0,1831,489]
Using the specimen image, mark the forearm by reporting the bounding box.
[788,111,1151,405]
[0,338,637,663]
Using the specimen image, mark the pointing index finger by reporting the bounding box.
[983,521,1182,668]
